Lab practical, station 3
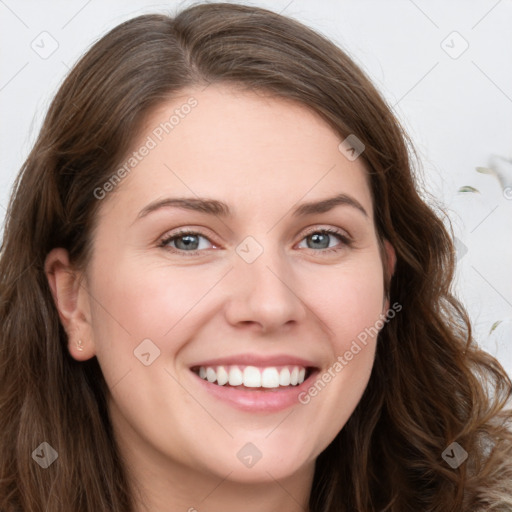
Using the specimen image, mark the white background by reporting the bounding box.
[1,0,511,377]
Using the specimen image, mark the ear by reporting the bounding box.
[381,239,396,312]
[44,248,95,361]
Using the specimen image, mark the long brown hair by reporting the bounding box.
[1,3,511,511]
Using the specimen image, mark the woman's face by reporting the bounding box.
[59,85,394,484]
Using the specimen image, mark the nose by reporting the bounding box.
[223,244,308,334]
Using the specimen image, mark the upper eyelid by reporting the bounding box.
[299,225,351,239]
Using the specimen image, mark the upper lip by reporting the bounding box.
[189,353,319,369]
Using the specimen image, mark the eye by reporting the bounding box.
[296,228,352,254]
[159,230,215,254]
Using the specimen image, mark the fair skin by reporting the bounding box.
[45,84,395,512]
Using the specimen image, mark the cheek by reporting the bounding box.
[90,256,206,331]
[303,259,386,348]
[86,257,221,373]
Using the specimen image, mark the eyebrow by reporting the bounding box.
[135,193,368,221]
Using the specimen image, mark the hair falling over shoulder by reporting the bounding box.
[0,3,511,511]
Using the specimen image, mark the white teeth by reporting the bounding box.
[206,367,216,383]
[216,366,229,386]
[261,367,280,388]
[195,364,308,388]
[243,366,261,387]
[228,366,243,386]
[279,367,291,386]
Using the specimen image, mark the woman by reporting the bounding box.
[0,3,510,511]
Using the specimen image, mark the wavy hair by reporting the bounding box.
[0,3,511,511]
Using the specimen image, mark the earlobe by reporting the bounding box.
[44,248,95,361]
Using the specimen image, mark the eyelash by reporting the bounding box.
[158,227,352,256]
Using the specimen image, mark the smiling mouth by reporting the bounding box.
[190,364,316,390]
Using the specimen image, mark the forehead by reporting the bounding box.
[98,84,374,224]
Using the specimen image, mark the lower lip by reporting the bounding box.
[191,371,318,412]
